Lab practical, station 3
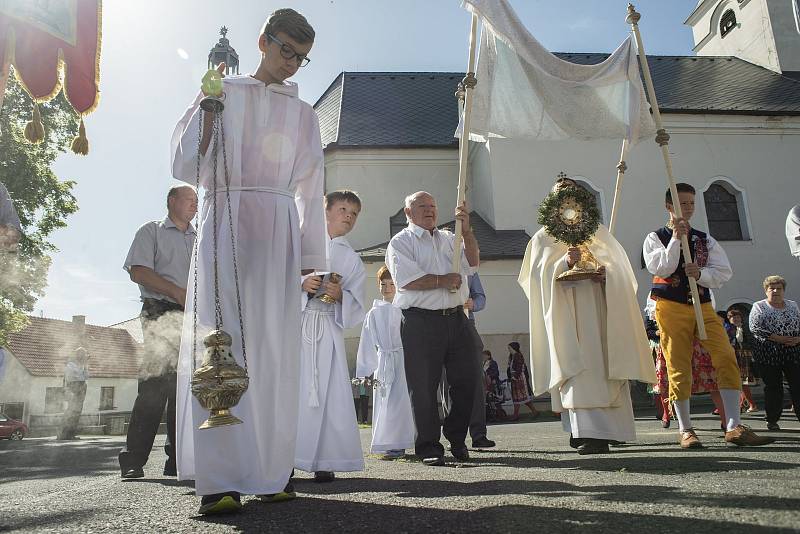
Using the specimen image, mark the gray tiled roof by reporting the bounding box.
[556,54,800,115]
[357,212,530,262]
[315,57,800,148]
[315,72,462,148]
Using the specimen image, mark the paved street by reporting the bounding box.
[1,410,799,533]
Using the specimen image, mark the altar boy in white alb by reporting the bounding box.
[296,191,366,481]
[170,9,326,516]
[356,265,416,459]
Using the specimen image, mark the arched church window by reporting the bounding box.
[720,10,737,38]
[703,181,749,241]
[390,207,407,239]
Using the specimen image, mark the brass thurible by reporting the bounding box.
[191,330,250,429]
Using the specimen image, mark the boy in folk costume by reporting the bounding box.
[518,177,656,454]
[296,191,367,481]
[356,265,416,459]
[170,9,326,515]
[643,183,773,449]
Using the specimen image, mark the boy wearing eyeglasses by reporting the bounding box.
[170,8,326,515]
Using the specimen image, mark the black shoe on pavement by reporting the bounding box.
[577,439,609,455]
[767,422,780,431]
[314,471,335,483]
[121,467,144,479]
[198,492,242,515]
[421,456,445,466]
[451,444,470,462]
[568,434,586,449]
[471,436,496,449]
[163,460,177,477]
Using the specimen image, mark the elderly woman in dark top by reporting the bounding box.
[749,275,800,431]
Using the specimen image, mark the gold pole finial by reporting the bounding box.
[626,4,641,25]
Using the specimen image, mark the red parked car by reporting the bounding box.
[0,413,27,440]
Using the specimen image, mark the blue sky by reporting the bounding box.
[39,0,697,325]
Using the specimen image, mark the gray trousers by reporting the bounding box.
[440,320,487,440]
[58,382,87,440]
[401,308,478,458]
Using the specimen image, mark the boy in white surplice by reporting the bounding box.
[296,191,366,481]
[356,265,416,459]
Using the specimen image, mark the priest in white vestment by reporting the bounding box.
[295,191,366,481]
[170,9,326,514]
[356,265,415,458]
[517,179,655,454]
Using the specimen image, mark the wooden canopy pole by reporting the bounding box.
[627,4,706,338]
[608,138,629,235]
[450,12,479,282]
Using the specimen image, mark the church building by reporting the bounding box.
[314,0,800,361]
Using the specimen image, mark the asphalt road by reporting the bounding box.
[1,409,799,533]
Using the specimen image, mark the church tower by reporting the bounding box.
[685,0,800,77]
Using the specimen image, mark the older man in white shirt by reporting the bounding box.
[386,191,480,466]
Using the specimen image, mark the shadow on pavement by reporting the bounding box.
[190,497,798,534]
[0,438,120,484]
[475,451,799,475]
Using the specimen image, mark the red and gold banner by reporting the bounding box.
[0,0,102,153]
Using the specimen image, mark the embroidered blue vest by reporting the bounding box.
[650,226,711,305]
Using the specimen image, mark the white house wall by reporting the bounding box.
[476,113,800,309]
[0,353,34,423]
[324,148,459,250]
[0,352,139,424]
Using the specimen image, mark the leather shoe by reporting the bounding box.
[421,456,445,466]
[163,460,177,477]
[471,436,496,448]
[725,425,775,446]
[679,429,703,449]
[577,439,609,455]
[451,445,470,462]
[121,467,144,479]
[568,434,586,449]
[767,422,780,431]
[314,471,335,483]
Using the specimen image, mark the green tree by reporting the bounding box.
[0,71,80,345]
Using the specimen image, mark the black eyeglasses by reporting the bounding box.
[267,34,311,67]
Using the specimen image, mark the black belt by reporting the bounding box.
[406,306,463,316]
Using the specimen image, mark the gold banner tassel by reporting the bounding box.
[71,117,89,155]
[23,103,45,144]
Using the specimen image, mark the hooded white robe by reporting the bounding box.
[356,299,416,453]
[518,225,655,441]
[295,236,366,472]
[170,76,326,496]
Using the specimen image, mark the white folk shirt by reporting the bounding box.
[642,232,732,290]
[386,223,476,310]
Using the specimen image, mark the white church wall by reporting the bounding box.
[688,0,780,72]
[323,148,459,250]
[468,141,497,227]
[765,0,800,72]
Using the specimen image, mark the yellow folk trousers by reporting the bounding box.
[654,299,741,401]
